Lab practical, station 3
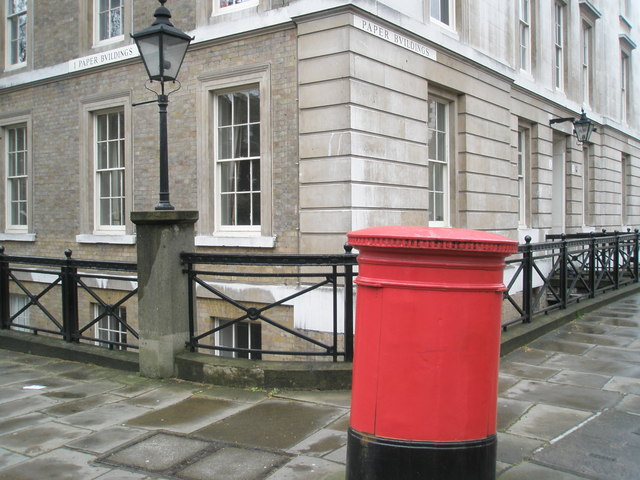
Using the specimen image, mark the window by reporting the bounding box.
[621,51,630,122]
[78,94,132,243]
[5,124,27,231]
[6,0,27,67]
[554,2,565,91]
[583,146,591,226]
[622,154,630,225]
[215,0,258,14]
[517,127,530,227]
[95,110,125,231]
[428,99,450,226]
[215,318,261,359]
[216,89,261,229]
[95,0,124,44]
[519,0,531,72]
[94,304,127,350]
[581,21,593,105]
[10,294,29,332]
[197,65,272,246]
[431,0,452,27]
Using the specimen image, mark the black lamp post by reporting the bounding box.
[131,0,193,211]
[549,109,597,144]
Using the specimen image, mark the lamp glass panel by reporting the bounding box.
[161,34,190,81]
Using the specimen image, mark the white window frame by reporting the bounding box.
[5,0,27,69]
[214,318,262,359]
[517,127,530,228]
[77,92,134,244]
[622,153,630,226]
[430,0,454,28]
[215,88,261,233]
[427,97,452,227]
[196,64,273,246]
[621,50,630,123]
[581,21,593,106]
[94,0,124,47]
[4,124,27,232]
[1,114,32,239]
[519,0,531,72]
[93,303,128,350]
[10,293,30,332]
[554,2,565,91]
[213,0,258,16]
[94,109,126,233]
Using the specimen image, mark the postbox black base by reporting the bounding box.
[346,428,496,480]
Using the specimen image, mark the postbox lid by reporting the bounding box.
[347,226,518,255]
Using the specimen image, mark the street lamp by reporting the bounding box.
[549,109,597,144]
[131,0,193,211]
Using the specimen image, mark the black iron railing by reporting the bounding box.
[181,246,358,362]
[0,247,138,350]
[502,230,639,329]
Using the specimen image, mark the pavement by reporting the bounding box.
[0,294,640,479]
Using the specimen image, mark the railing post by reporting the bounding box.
[559,234,568,309]
[0,246,10,329]
[614,231,621,290]
[634,229,640,283]
[344,244,354,363]
[589,232,596,298]
[185,259,196,353]
[61,249,79,343]
[522,236,533,323]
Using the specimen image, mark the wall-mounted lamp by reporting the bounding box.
[549,109,597,144]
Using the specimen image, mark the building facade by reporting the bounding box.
[1,0,639,351]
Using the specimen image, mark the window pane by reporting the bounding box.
[234,126,248,158]
[249,90,260,122]
[220,162,235,193]
[251,159,260,191]
[237,323,249,358]
[252,193,261,225]
[219,94,233,126]
[218,126,232,159]
[237,160,252,192]
[221,194,234,225]
[236,193,251,225]
[249,123,260,157]
[233,92,248,124]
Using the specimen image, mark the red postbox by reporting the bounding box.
[346,226,518,480]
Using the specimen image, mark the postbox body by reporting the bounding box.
[346,226,518,480]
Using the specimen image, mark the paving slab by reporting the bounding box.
[555,330,635,347]
[0,393,58,416]
[0,448,28,470]
[288,428,347,457]
[323,444,347,464]
[534,410,640,480]
[41,392,122,417]
[176,446,288,480]
[194,400,346,450]
[507,404,593,441]
[496,432,544,465]
[501,347,554,365]
[0,412,50,435]
[65,425,149,454]
[275,390,351,408]
[0,421,91,456]
[58,402,151,430]
[195,385,268,404]
[500,361,561,380]
[498,461,591,479]
[0,448,109,480]
[602,375,640,395]
[126,396,244,433]
[542,353,640,377]
[548,370,612,389]
[496,398,533,431]
[266,456,345,480]
[118,384,195,409]
[617,393,640,414]
[502,379,621,411]
[586,345,640,364]
[103,432,209,472]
